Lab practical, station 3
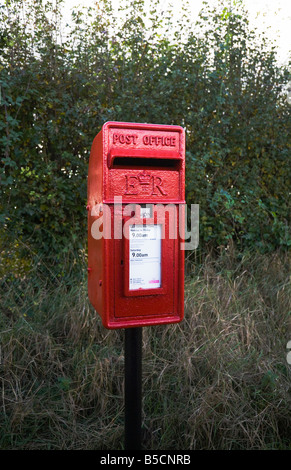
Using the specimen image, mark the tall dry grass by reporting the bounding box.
[0,248,290,449]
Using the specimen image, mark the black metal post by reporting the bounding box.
[124,327,142,450]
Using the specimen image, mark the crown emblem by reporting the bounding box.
[138,170,151,185]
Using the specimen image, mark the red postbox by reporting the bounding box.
[87,121,185,329]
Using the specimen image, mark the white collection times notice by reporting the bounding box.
[129,224,161,290]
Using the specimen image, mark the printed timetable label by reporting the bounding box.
[129,224,161,290]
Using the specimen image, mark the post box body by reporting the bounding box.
[87,121,185,329]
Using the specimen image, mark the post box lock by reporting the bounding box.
[88,121,185,329]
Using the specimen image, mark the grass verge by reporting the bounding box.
[0,248,290,449]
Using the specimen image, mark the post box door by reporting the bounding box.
[113,205,179,320]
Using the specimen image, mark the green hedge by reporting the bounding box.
[1,0,290,260]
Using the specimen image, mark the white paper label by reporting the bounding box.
[129,224,161,290]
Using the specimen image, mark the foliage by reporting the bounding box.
[0,0,290,261]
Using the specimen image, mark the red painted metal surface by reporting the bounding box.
[87,121,185,329]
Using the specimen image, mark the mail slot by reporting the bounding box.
[87,121,185,329]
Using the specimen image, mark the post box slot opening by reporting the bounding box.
[111,157,180,169]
